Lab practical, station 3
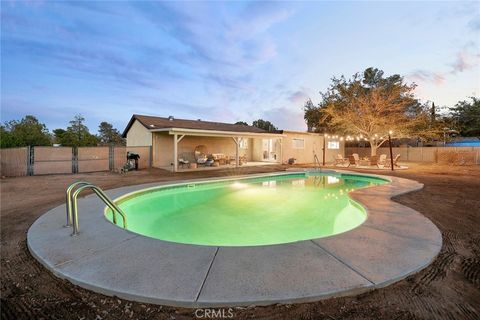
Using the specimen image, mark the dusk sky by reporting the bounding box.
[1,1,479,133]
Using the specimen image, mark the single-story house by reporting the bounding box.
[122,114,345,172]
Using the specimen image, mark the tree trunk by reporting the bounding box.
[370,145,378,156]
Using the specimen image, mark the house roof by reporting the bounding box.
[122,114,270,137]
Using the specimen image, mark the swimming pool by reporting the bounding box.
[106,172,387,246]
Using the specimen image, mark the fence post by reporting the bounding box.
[72,147,77,174]
[109,146,114,171]
[27,146,34,176]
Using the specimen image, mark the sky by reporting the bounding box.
[1,1,479,133]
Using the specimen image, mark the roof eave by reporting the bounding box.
[150,127,285,137]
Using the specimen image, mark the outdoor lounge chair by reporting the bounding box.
[347,154,359,167]
[369,155,378,167]
[392,154,401,167]
[385,154,401,168]
[376,154,387,168]
[333,154,348,166]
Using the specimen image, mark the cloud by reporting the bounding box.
[450,47,479,74]
[261,107,306,131]
[409,45,479,86]
[133,2,294,88]
[287,90,310,104]
[408,70,445,85]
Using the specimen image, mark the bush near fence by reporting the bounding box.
[0,146,152,177]
[344,146,480,165]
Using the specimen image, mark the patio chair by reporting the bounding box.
[377,154,387,168]
[386,154,401,168]
[347,155,359,167]
[392,154,401,167]
[194,145,209,165]
[333,154,348,166]
[178,158,190,169]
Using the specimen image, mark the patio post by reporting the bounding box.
[234,137,239,167]
[388,131,394,171]
[173,133,178,172]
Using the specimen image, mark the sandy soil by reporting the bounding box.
[1,163,479,320]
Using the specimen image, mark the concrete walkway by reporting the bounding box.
[27,170,442,307]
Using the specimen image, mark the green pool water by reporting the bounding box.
[106,172,387,246]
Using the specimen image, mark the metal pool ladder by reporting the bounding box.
[66,181,127,235]
[313,153,322,171]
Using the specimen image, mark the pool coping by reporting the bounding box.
[27,169,442,307]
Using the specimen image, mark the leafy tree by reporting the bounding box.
[252,119,278,132]
[0,125,20,148]
[0,115,51,148]
[54,115,98,146]
[450,97,480,136]
[234,121,249,126]
[308,67,436,155]
[98,121,125,145]
[303,99,335,133]
[53,128,73,146]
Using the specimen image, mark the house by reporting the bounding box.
[122,114,344,172]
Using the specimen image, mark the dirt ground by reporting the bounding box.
[1,163,479,320]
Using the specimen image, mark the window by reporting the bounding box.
[292,138,305,149]
[327,141,340,149]
[239,138,248,149]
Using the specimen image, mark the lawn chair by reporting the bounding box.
[333,154,348,166]
[347,154,359,167]
[392,154,401,167]
[377,154,387,168]
[386,154,401,168]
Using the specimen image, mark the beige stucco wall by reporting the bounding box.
[281,131,345,164]
[126,120,152,146]
[152,132,174,169]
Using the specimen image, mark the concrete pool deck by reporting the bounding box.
[27,170,442,307]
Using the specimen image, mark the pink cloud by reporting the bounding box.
[408,70,445,85]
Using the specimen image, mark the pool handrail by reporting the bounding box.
[313,153,322,171]
[66,182,127,235]
[66,181,91,227]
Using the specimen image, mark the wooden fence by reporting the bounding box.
[0,146,152,177]
[345,146,480,165]
[0,147,29,177]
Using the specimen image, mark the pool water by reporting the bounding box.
[106,173,387,246]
